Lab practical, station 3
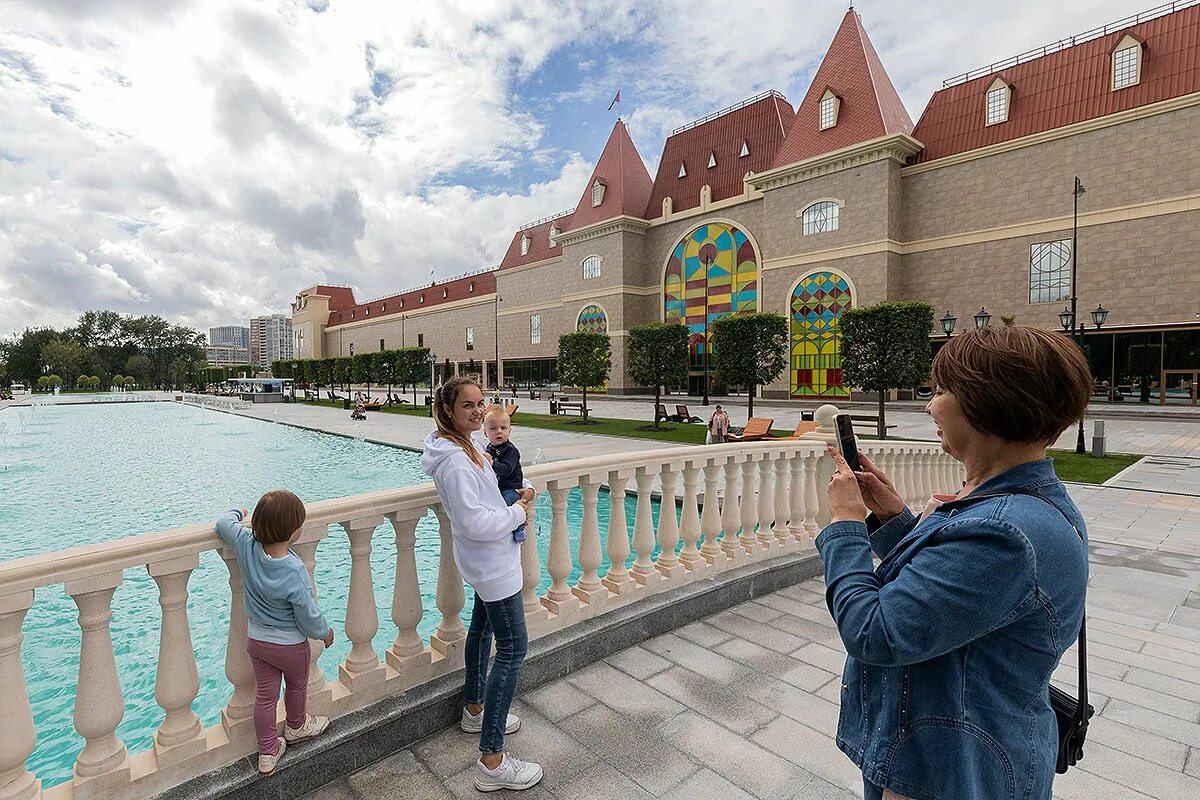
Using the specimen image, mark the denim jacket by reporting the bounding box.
[815,459,1087,800]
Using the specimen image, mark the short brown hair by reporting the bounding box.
[251,490,307,545]
[931,325,1092,444]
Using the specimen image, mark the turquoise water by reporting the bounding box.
[0,402,661,787]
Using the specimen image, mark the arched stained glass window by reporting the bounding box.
[790,271,852,398]
[801,201,839,235]
[576,304,608,334]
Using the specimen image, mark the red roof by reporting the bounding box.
[570,120,653,228]
[328,271,497,326]
[910,3,1200,164]
[297,285,357,313]
[497,211,574,270]
[646,91,795,217]
[772,10,912,168]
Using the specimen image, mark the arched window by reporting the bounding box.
[581,255,602,280]
[790,271,852,398]
[801,201,840,235]
[985,77,1010,125]
[576,304,608,334]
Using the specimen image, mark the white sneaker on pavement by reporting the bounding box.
[257,738,286,775]
[474,754,543,792]
[284,714,330,743]
[461,707,520,734]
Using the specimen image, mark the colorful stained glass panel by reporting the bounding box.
[576,304,608,334]
[790,271,852,398]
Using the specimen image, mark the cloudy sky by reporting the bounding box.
[1,0,1143,334]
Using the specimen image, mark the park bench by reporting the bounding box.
[727,417,774,442]
[556,400,585,416]
[779,420,818,439]
[655,404,671,424]
[675,404,703,423]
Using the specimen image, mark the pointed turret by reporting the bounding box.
[772,9,913,168]
[570,120,653,228]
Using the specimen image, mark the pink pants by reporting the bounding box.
[247,638,310,755]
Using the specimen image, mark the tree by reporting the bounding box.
[839,301,935,439]
[711,313,788,418]
[556,332,611,423]
[397,347,431,404]
[352,352,376,399]
[41,337,85,388]
[334,357,354,395]
[6,328,59,384]
[37,375,63,391]
[124,354,152,387]
[627,323,690,428]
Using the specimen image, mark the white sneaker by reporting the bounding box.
[461,707,521,734]
[257,737,286,775]
[474,754,543,792]
[284,714,330,743]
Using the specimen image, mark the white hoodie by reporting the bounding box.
[421,431,528,601]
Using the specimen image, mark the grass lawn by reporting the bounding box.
[295,396,1140,485]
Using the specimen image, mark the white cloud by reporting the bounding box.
[0,0,1160,334]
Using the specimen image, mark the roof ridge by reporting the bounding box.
[671,90,789,135]
[852,12,888,132]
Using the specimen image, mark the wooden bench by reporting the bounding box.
[727,417,774,442]
[779,420,818,440]
[655,404,671,424]
[557,401,585,416]
[675,404,702,423]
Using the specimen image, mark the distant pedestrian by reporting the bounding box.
[707,404,730,444]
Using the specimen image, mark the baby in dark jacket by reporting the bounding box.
[483,407,527,543]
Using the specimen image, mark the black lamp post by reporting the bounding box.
[427,351,437,418]
[1069,176,1088,453]
[494,292,502,397]
[973,307,992,330]
[939,311,957,337]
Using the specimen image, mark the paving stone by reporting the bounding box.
[553,762,656,800]
[523,679,597,723]
[411,725,481,781]
[646,666,777,736]
[642,632,754,684]
[1090,616,1200,656]
[662,711,816,800]
[728,599,784,623]
[443,765,563,800]
[673,620,735,648]
[790,642,849,674]
[1125,667,1200,703]
[565,659,686,727]
[304,777,357,800]
[1073,742,1200,800]
[707,611,806,653]
[659,767,756,800]
[1185,747,1200,780]
[1088,627,1149,653]
[792,775,861,800]
[605,643,675,681]
[348,749,454,800]
[1052,764,1157,799]
[558,702,697,796]
[1086,717,1190,771]
[1083,642,1200,685]
[713,635,816,683]
[1102,699,1200,748]
[1143,642,1200,669]
[750,714,864,795]
[764,611,845,646]
[746,677,841,734]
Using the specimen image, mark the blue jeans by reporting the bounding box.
[464,590,528,753]
[500,488,527,543]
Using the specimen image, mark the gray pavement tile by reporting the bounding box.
[605,644,674,681]
[763,609,845,646]
[1086,717,1190,771]
[1052,765,1157,799]
[1125,667,1200,704]
[713,636,835,692]
[662,711,816,800]
[747,677,841,734]
[1082,642,1200,685]
[412,726,481,780]
[443,765,563,800]
[1088,627,1149,654]
[1102,699,1200,748]
[727,599,784,624]
[348,749,455,800]
[1143,642,1200,669]
[553,762,656,800]
[792,775,861,800]
[707,610,806,653]
[523,679,597,724]
[1090,617,1200,656]
[1158,620,1200,643]
[749,714,863,795]
[659,768,756,800]
[641,632,754,683]
[673,620,735,648]
[304,777,357,800]
[565,660,687,727]
[1186,747,1200,780]
[646,665,778,736]
[790,642,849,674]
[557,702,696,796]
[1074,742,1200,800]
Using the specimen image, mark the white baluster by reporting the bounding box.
[678,460,705,573]
[815,450,833,528]
[700,459,728,569]
[339,516,386,691]
[521,494,550,624]
[148,556,205,765]
[219,551,255,742]
[292,529,332,712]
[655,464,686,580]
[543,481,581,616]
[740,457,760,553]
[602,471,637,595]
[802,450,820,537]
[67,574,129,788]
[720,456,744,562]
[787,451,808,545]
[757,454,776,550]
[630,467,663,588]
[919,450,936,499]
[430,506,466,666]
[774,452,792,547]
[573,478,607,606]
[0,592,39,800]
[386,510,432,680]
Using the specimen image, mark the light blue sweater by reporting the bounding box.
[214,510,330,645]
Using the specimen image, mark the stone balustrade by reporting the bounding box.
[0,405,962,800]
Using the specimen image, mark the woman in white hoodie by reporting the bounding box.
[421,376,543,793]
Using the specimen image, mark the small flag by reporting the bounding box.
[607,90,621,111]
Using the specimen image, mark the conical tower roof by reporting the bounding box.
[571,119,653,228]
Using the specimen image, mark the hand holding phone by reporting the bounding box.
[834,414,862,472]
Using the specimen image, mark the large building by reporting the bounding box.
[208,325,249,349]
[293,4,1200,400]
[249,314,294,372]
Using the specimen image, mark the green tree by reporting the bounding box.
[37,374,63,391]
[334,356,354,395]
[397,347,431,404]
[627,323,690,428]
[352,352,377,399]
[6,328,59,384]
[711,313,788,418]
[557,332,611,423]
[40,337,85,388]
[839,301,935,439]
[124,354,152,387]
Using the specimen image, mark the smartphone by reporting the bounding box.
[834,414,862,472]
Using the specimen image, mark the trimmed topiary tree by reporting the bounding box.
[711,312,788,419]
[839,300,935,439]
[627,323,690,428]
[557,332,611,423]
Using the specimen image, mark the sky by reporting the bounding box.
[0,0,1147,335]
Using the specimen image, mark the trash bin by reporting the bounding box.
[529,390,536,400]
[549,398,558,415]
[343,398,351,410]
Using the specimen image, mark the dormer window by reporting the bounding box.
[549,225,558,247]
[399,298,404,308]
[985,78,1010,126]
[707,152,717,169]
[520,235,530,256]
[1112,35,1143,90]
[819,90,840,130]
[739,139,750,158]
[469,281,475,292]
[442,289,448,298]
[591,180,605,207]
[678,162,687,179]
[350,309,355,319]
[419,294,425,304]
[364,307,369,316]
[381,303,386,312]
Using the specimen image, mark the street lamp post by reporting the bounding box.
[427,351,437,418]
[939,310,958,337]
[1070,176,1087,453]
[494,292,502,398]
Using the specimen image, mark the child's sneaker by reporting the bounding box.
[474,754,543,792]
[284,714,330,743]
[461,707,521,734]
[257,738,286,775]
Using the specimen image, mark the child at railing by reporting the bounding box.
[483,406,526,543]
[215,491,334,776]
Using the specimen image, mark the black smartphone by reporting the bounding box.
[834,414,862,472]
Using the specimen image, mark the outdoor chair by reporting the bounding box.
[655,404,671,424]
[726,417,774,442]
[779,420,818,439]
[675,404,702,423]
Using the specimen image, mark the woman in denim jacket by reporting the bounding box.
[818,326,1093,800]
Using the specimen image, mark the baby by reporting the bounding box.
[483,407,527,543]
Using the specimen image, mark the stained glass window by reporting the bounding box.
[790,271,852,398]
[530,314,541,345]
[1029,240,1072,304]
[576,305,608,334]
